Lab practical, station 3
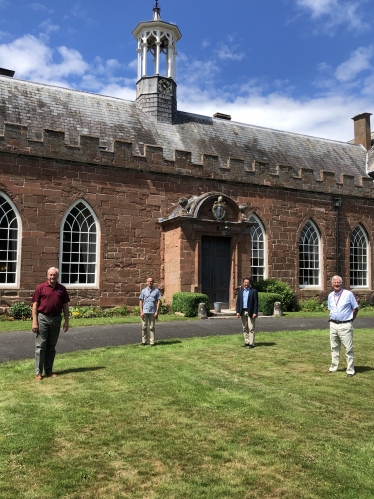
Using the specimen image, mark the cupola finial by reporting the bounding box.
[153,1,161,21]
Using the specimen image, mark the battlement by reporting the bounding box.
[0,122,373,197]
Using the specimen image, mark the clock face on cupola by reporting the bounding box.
[132,1,182,123]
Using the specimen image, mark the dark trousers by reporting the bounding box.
[35,313,62,375]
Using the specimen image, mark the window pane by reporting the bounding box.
[61,202,98,286]
[350,226,368,286]
[299,221,320,286]
[0,195,19,285]
[249,215,266,283]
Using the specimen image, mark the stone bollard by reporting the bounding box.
[273,301,282,316]
[198,302,208,319]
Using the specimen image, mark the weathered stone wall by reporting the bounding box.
[1,123,374,310]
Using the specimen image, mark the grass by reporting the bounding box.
[1,329,374,498]
[0,314,199,333]
[2,309,374,333]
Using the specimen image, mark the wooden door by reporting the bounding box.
[201,237,230,307]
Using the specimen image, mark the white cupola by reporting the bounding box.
[132,2,182,124]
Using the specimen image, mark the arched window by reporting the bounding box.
[248,215,266,282]
[60,200,99,286]
[350,225,368,287]
[299,221,320,287]
[0,193,21,287]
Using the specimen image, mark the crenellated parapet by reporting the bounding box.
[0,122,373,198]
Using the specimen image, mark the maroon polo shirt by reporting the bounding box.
[32,281,70,315]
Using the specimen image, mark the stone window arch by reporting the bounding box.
[60,200,99,287]
[248,214,266,282]
[350,225,369,287]
[0,193,21,287]
[299,220,321,287]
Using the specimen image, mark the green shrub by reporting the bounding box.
[172,292,210,318]
[132,306,140,316]
[9,302,32,320]
[102,306,128,317]
[358,297,374,309]
[158,300,170,315]
[258,293,282,316]
[299,298,328,312]
[252,279,298,311]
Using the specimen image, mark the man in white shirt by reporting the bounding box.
[327,275,358,377]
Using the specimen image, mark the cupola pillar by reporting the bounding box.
[132,2,182,124]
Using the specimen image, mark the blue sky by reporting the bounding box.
[0,0,373,141]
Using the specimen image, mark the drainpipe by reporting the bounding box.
[333,197,342,276]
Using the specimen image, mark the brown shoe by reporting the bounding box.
[35,374,43,381]
[45,372,57,378]
[347,373,355,377]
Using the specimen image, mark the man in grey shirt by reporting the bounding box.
[139,277,161,346]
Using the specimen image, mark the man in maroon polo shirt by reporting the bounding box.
[32,267,70,381]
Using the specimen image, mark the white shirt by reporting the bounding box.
[328,289,358,321]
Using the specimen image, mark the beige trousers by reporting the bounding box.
[329,322,355,375]
[141,313,156,345]
[241,311,256,346]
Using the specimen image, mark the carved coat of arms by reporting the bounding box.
[212,196,226,221]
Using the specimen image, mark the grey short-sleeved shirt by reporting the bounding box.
[139,287,162,313]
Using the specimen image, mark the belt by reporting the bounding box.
[38,312,61,317]
[329,319,352,324]
[242,308,248,311]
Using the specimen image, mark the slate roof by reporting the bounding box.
[0,75,369,181]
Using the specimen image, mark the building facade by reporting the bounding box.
[1,4,374,311]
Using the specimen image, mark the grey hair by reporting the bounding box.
[47,267,59,275]
[331,275,343,284]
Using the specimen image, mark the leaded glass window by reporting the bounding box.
[0,193,20,286]
[350,225,368,287]
[60,201,98,286]
[249,215,266,282]
[299,221,320,287]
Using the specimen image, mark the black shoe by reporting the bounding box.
[249,345,255,349]
[140,343,147,346]
[241,344,250,348]
[150,343,156,347]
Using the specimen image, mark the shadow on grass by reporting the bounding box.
[355,365,374,374]
[56,366,106,375]
[152,340,182,346]
[255,342,277,347]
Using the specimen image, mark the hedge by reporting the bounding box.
[252,279,298,311]
[172,292,210,318]
[258,292,282,316]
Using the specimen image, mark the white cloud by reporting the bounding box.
[335,46,374,82]
[0,35,88,83]
[216,43,245,61]
[39,19,60,35]
[29,3,49,11]
[295,0,369,31]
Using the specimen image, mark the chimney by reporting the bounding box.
[213,113,231,121]
[352,112,372,150]
[0,68,15,77]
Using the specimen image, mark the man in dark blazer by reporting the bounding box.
[236,277,259,348]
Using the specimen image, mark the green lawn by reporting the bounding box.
[1,309,374,333]
[1,329,373,498]
[0,314,199,333]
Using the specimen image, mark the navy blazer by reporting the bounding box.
[236,287,259,316]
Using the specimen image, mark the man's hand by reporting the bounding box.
[32,322,39,334]
[63,321,69,332]
[236,313,240,318]
[154,311,158,318]
[252,314,258,319]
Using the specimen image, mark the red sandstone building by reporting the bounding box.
[1,4,374,311]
